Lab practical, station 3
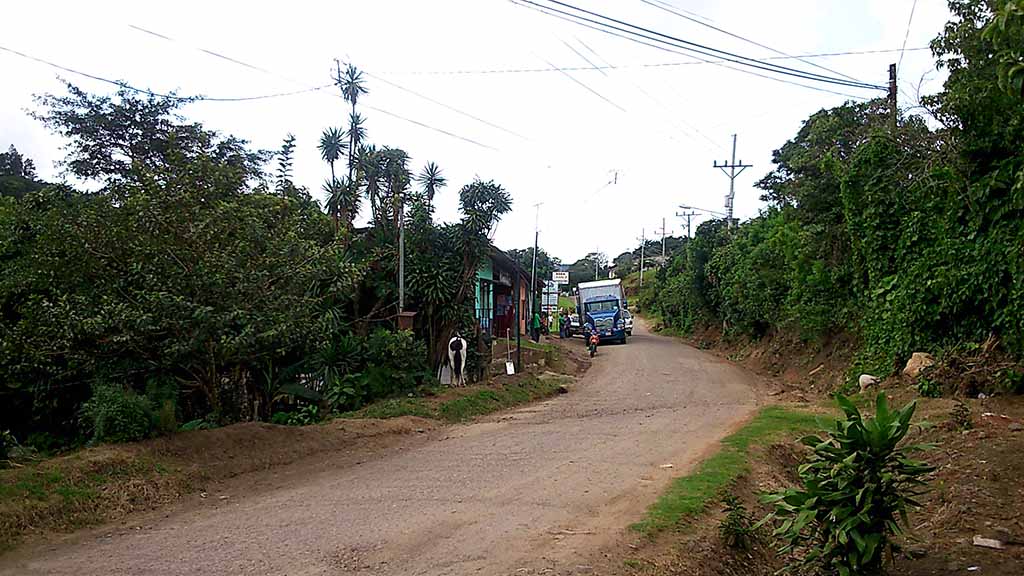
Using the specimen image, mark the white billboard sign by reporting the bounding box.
[552,271,569,284]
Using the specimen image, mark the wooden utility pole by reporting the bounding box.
[888,63,898,133]
[712,135,752,227]
[676,210,699,238]
[658,217,673,258]
[637,229,646,288]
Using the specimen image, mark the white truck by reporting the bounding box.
[574,278,628,344]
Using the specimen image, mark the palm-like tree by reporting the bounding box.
[347,112,367,152]
[415,162,447,208]
[324,176,361,231]
[339,63,368,181]
[318,127,346,181]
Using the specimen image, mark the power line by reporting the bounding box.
[512,0,874,100]
[375,47,931,76]
[570,36,727,153]
[362,71,528,140]
[124,24,501,150]
[537,54,627,112]
[523,0,886,90]
[897,0,920,75]
[0,44,333,102]
[637,0,866,84]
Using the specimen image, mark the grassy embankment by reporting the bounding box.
[631,405,821,536]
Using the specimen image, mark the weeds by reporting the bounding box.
[915,377,942,398]
[719,494,755,550]
[632,406,820,535]
[951,401,972,431]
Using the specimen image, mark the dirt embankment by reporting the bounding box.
[583,382,1024,576]
[1,337,589,553]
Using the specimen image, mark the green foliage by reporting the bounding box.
[719,494,755,550]
[179,417,217,432]
[915,377,942,398]
[643,0,1024,382]
[79,385,154,444]
[984,0,1024,98]
[633,406,820,535]
[762,394,934,575]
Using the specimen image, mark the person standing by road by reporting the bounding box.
[531,310,541,342]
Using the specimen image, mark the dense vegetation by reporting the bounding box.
[642,0,1024,385]
[1,71,511,449]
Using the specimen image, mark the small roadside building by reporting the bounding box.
[474,247,544,339]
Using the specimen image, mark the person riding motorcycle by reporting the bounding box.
[586,323,599,357]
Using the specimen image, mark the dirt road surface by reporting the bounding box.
[1,322,758,576]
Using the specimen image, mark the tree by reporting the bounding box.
[275,133,297,195]
[989,1,1024,97]
[31,80,266,191]
[416,161,447,210]
[318,127,346,182]
[507,247,561,286]
[0,146,44,200]
[338,63,368,182]
[0,145,37,179]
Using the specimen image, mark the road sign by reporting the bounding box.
[552,271,569,284]
[542,280,559,309]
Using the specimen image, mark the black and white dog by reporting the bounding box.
[447,333,467,387]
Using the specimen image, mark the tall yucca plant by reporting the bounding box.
[338,63,368,182]
[416,161,447,210]
[318,127,346,182]
[760,393,934,576]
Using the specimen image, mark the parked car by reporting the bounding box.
[622,309,633,336]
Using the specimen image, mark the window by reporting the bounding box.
[585,300,619,313]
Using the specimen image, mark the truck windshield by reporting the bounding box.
[585,301,619,313]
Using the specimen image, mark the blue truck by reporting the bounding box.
[575,278,628,345]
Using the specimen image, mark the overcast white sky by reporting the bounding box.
[1,0,951,263]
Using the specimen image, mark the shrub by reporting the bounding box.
[915,377,942,398]
[79,384,154,444]
[761,393,934,575]
[719,494,755,550]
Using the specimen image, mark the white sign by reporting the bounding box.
[552,271,569,284]
[542,280,560,308]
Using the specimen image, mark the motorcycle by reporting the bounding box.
[588,331,600,357]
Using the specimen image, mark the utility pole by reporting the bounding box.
[637,229,646,288]
[529,202,542,316]
[675,210,699,238]
[658,217,673,258]
[399,202,405,312]
[712,134,753,227]
[888,63,898,133]
[594,246,599,280]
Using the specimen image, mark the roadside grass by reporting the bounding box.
[0,455,179,552]
[559,295,575,311]
[630,405,822,536]
[339,375,567,424]
[520,339,557,353]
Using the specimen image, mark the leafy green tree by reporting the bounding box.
[985,0,1024,97]
[318,127,346,182]
[0,145,36,179]
[0,145,44,200]
[275,133,297,195]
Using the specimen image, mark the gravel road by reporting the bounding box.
[1,321,757,576]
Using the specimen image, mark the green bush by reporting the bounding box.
[79,385,154,444]
[320,329,430,412]
[915,377,942,398]
[761,393,934,575]
[719,494,755,550]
